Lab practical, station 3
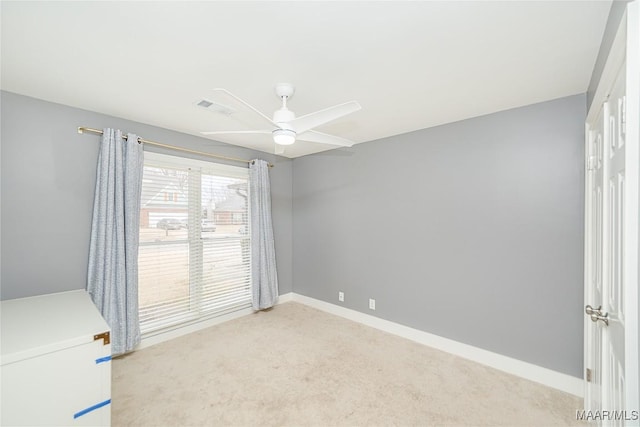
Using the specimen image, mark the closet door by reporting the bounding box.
[584,1,639,422]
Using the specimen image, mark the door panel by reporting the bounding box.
[586,106,606,413]
[585,56,631,424]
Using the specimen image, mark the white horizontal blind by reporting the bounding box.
[138,152,251,336]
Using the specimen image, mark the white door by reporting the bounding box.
[584,1,640,423]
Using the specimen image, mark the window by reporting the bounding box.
[138,152,251,335]
[163,192,178,202]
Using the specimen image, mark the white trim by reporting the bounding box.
[134,291,582,397]
[587,13,627,124]
[583,120,593,407]
[623,0,640,411]
[277,292,294,303]
[291,293,583,397]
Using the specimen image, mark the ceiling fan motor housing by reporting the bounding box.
[273,108,296,130]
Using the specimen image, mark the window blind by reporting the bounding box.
[138,152,251,335]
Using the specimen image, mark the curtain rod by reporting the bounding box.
[77,127,274,168]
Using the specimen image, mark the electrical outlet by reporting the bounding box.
[338,291,344,302]
[369,298,376,310]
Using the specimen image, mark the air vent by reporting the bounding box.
[197,100,213,108]
[195,99,236,115]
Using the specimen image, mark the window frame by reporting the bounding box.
[138,152,251,336]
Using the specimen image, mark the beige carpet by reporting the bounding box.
[112,302,582,426]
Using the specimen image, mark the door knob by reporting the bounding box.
[585,305,609,326]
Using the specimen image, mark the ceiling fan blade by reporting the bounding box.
[201,130,271,136]
[297,130,355,147]
[212,88,278,128]
[289,101,361,134]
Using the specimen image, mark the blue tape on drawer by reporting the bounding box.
[95,355,112,364]
[73,399,111,419]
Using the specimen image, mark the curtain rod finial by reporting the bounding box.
[77,127,84,134]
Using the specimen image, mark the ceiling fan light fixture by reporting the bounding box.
[273,128,296,145]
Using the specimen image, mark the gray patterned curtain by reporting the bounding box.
[87,128,143,355]
[249,159,279,310]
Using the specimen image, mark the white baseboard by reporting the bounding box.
[277,292,294,303]
[290,293,584,398]
[135,291,582,397]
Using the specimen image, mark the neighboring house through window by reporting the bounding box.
[138,152,251,335]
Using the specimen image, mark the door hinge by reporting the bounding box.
[587,156,597,171]
[586,368,592,382]
[93,331,110,345]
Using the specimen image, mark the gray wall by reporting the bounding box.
[1,90,587,378]
[292,94,586,378]
[587,0,629,110]
[0,91,293,300]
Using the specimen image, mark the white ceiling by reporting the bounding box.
[1,1,611,158]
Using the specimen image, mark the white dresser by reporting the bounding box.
[1,290,111,426]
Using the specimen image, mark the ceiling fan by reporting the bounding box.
[200,83,361,150]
